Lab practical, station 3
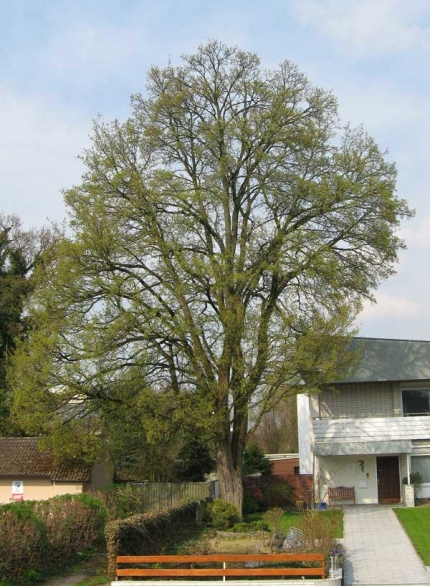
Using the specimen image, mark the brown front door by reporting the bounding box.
[377,456,400,504]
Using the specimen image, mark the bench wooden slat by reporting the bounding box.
[116,553,324,563]
[117,568,325,577]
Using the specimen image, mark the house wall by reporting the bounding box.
[0,478,84,504]
[270,457,299,475]
[317,455,378,505]
[319,382,397,418]
[52,482,84,497]
[297,394,312,474]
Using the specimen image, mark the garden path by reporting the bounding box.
[41,551,110,586]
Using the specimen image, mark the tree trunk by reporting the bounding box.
[216,442,243,517]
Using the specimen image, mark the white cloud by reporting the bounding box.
[0,86,89,227]
[399,218,430,249]
[39,22,149,84]
[359,293,424,321]
[336,81,428,134]
[289,0,430,57]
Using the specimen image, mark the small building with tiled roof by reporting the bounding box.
[0,437,111,503]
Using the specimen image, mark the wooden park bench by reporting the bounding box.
[113,553,326,583]
[328,486,355,505]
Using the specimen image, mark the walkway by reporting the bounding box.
[342,505,430,586]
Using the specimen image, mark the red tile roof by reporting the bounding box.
[0,437,92,482]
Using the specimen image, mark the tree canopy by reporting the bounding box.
[243,444,272,476]
[9,41,412,512]
[0,213,54,435]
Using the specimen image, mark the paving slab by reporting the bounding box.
[341,505,430,586]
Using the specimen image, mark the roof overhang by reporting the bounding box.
[313,439,412,456]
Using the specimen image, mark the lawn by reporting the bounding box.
[394,507,430,565]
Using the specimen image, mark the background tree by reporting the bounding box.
[0,213,54,435]
[9,42,412,513]
[243,444,272,476]
[172,437,215,482]
[248,396,298,454]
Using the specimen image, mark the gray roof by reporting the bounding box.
[335,337,430,383]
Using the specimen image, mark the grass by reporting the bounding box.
[394,507,430,565]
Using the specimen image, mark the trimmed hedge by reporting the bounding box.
[105,500,201,577]
[0,494,106,586]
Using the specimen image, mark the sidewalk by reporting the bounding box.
[342,505,430,585]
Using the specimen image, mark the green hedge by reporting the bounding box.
[105,500,201,577]
[0,494,106,586]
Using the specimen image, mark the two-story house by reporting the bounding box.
[298,337,430,504]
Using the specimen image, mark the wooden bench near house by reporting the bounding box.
[328,486,355,505]
[113,553,326,583]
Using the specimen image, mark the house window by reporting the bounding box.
[402,389,430,416]
[411,456,430,483]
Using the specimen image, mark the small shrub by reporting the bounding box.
[96,483,146,520]
[0,494,107,586]
[177,534,214,555]
[230,520,269,533]
[300,509,338,554]
[262,507,285,549]
[0,504,47,585]
[206,499,240,529]
[263,507,284,533]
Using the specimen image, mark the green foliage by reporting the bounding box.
[243,445,272,476]
[96,484,147,520]
[206,499,240,529]
[8,41,413,513]
[410,471,423,486]
[230,520,269,532]
[172,438,215,482]
[0,213,55,436]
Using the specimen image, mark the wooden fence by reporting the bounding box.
[131,480,218,512]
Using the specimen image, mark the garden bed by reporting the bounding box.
[173,509,344,558]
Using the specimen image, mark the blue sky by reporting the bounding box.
[1,0,430,340]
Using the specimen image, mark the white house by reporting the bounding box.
[298,337,430,505]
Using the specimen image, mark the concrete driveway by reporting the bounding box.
[342,505,430,585]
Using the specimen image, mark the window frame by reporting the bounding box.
[401,385,430,416]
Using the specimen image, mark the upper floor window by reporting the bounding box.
[402,389,430,416]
